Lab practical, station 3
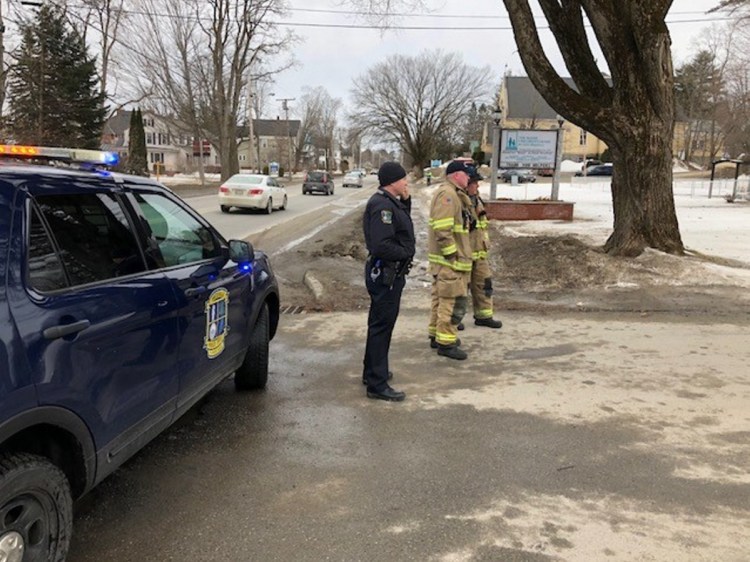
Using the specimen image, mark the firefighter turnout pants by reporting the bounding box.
[470,258,494,320]
[428,266,470,346]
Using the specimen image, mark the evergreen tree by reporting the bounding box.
[128,108,148,176]
[7,4,106,148]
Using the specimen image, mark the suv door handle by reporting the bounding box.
[43,319,91,340]
[185,285,207,298]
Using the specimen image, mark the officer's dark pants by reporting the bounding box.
[363,262,405,392]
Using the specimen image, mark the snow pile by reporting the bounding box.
[476,179,750,288]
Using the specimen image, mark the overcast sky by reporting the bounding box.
[269,0,734,120]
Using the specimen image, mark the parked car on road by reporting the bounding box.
[0,144,280,562]
[302,170,335,195]
[575,163,613,177]
[343,171,364,188]
[219,173,287,213]
[499,169,537,183]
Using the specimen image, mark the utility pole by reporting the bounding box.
[246,79,257,172]
[277,97,295,179]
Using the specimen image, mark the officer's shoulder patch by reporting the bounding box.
[381,210,393,224]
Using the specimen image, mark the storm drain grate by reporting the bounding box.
[280,305,306,315]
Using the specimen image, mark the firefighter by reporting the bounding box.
[362,161,415,401]
[466,167,502,329]
[427,160,474,360]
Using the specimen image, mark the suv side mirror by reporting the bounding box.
[229,239,254,263]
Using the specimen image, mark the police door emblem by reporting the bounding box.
[381,210,393,224]
[204,288,229,359]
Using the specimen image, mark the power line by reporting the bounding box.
[286,5,728,20]
[274,16,734,31]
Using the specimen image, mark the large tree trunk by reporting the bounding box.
[503,0,684,256]
[606,113,682,255]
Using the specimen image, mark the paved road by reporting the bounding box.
[181,176,376,244]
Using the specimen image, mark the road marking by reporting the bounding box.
[274,198,367,254]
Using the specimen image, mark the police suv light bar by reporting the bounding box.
[0,144,119,167]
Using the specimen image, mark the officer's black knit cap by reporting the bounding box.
[378,161,407,187]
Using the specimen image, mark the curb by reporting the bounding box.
[303,270,325,301]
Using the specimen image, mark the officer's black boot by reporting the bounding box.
[437,344,468,360]
[457,322,465,331]
[430,336,460,349]
[475,317,503,329]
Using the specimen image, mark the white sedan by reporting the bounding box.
[219,173,288,213]
[342,171,363,188]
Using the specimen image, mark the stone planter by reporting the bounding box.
[483,200,574,221]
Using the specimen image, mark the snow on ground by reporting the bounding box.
[477,178,750,287]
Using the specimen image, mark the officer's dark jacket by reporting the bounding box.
[363,189,415,263]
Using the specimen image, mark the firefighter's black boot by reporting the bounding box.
[475,317,503,329]
[437,344,468,360]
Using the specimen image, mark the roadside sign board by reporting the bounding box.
[499,129,558,169]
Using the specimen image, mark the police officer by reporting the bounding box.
[362,161,415,401]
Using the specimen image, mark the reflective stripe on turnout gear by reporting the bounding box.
[427,253,473,271]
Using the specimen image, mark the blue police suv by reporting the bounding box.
[0,145,280,561]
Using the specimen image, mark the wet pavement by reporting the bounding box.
[68,291,750,561]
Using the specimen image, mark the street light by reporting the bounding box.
[550,114,565,201]
[489,107,503,200]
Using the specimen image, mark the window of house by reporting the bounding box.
[239,154,246,161]
[261,140,268,148]
[149,152,164,163]
[579,130,588,146]
[158,133,169,145]
[146,132,154,145]
[144,117,155,127]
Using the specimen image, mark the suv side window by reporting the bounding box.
[33,193,146,288]
[133,193,222,267]
[28,206,67,292]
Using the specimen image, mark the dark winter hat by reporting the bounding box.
[378,161,407,187]
[446,160,470,175]
[467,165,484,182]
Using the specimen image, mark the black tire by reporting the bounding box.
[0,453,72,562]
[234,303,269,390]
[280,195,287,210]
[220,205,230,213]
[265,198,273,214]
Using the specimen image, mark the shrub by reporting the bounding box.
[262,165,269,175]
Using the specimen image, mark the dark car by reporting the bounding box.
[0,145,280,561]
[576,163,613,177]
[499,169,537,183]
[574,159,605,176]
[302,170,335,195]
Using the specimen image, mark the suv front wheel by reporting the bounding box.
[234,303,269,390]
[0,453,72,562]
